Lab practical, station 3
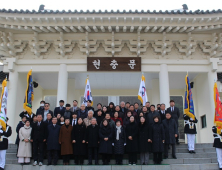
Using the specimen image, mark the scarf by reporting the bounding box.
[116,125,122,140]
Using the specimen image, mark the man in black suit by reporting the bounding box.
[54,100,66,117]
[120,101,127,116]
[94,103,102,117]
[146,105,160,125]
[166,100,180,144]
[31,114,47,166]
[86,100,94,111]
[36,100,45,116]
[145,101,150,112]
[159,103,167,123]
[156,104,161,111]
[44,113,52,126]
[70,100,80,113]
[70,112,78,126]
[134,102,141,115]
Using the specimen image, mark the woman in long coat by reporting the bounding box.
[125,116,139,165]
[17,120,32,164]
[149,116,165,164]
[138,116,152,165]
[59,119,73,165]
[99,119,113,165]
[72,118,87,165]
[113,119,126,165]
[15,116,26,147]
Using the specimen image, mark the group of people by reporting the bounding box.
[12,99,199,167]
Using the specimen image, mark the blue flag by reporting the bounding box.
[184,74,195,120]
[23,70,34,115]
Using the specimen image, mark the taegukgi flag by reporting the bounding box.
[138,74,148,106]
[0,78,8,132]
[83,77,93,106]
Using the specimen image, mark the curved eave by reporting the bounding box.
[0,9,222,15]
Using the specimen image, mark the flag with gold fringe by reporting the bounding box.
[184,74,195,120]
[214,82,222,134]
[138,74,148,106]
[0,78,8,131]
[23,69,34,115]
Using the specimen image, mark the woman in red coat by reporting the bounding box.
[111,112,123,125]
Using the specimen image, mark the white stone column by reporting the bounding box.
[159,64,170,108]
[7,70,18,143]
[108,96,119,106]
[57,64,68,105]
[151,79,160,105]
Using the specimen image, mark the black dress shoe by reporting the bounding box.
[142,162,145,165]
[189,151,192,153]
[87,162,92,165]
[172,155,177,159]
[47,163,51,166]
[192,150,196,154]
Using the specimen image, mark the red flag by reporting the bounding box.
[214,82,222,134]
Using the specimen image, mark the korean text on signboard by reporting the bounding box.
[87,57,141,71]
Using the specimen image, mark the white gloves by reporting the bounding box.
[124,143,126,146]
[0,130,3,133]
[0,126,2,129]
[112,143,114,146]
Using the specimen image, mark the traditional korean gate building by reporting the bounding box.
[0,5,222,144]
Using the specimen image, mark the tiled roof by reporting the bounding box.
[0,9,222,14]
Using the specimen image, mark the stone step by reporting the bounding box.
[6,151,217,160]
[8,143,214,148]
[5,157,217,165]
[4,163,220,170]
[6,147,216,156]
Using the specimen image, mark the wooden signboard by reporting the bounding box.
[87,57,141,71]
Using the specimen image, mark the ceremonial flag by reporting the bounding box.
[184,74,195,120]
[138,74,148,106]
[23,69,34,115]
[214,82,222,134]
[0,78,8,131]
[83,77,93,106]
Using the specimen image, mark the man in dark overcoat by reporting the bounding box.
[166,100,180,144]
[31,114,47,166]
[162,113,178,159]
[85,118,100,165]
[46,117,61,165]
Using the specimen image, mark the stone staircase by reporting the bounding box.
[4,143,219,170]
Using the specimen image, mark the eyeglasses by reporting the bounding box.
[44,105,49,107]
